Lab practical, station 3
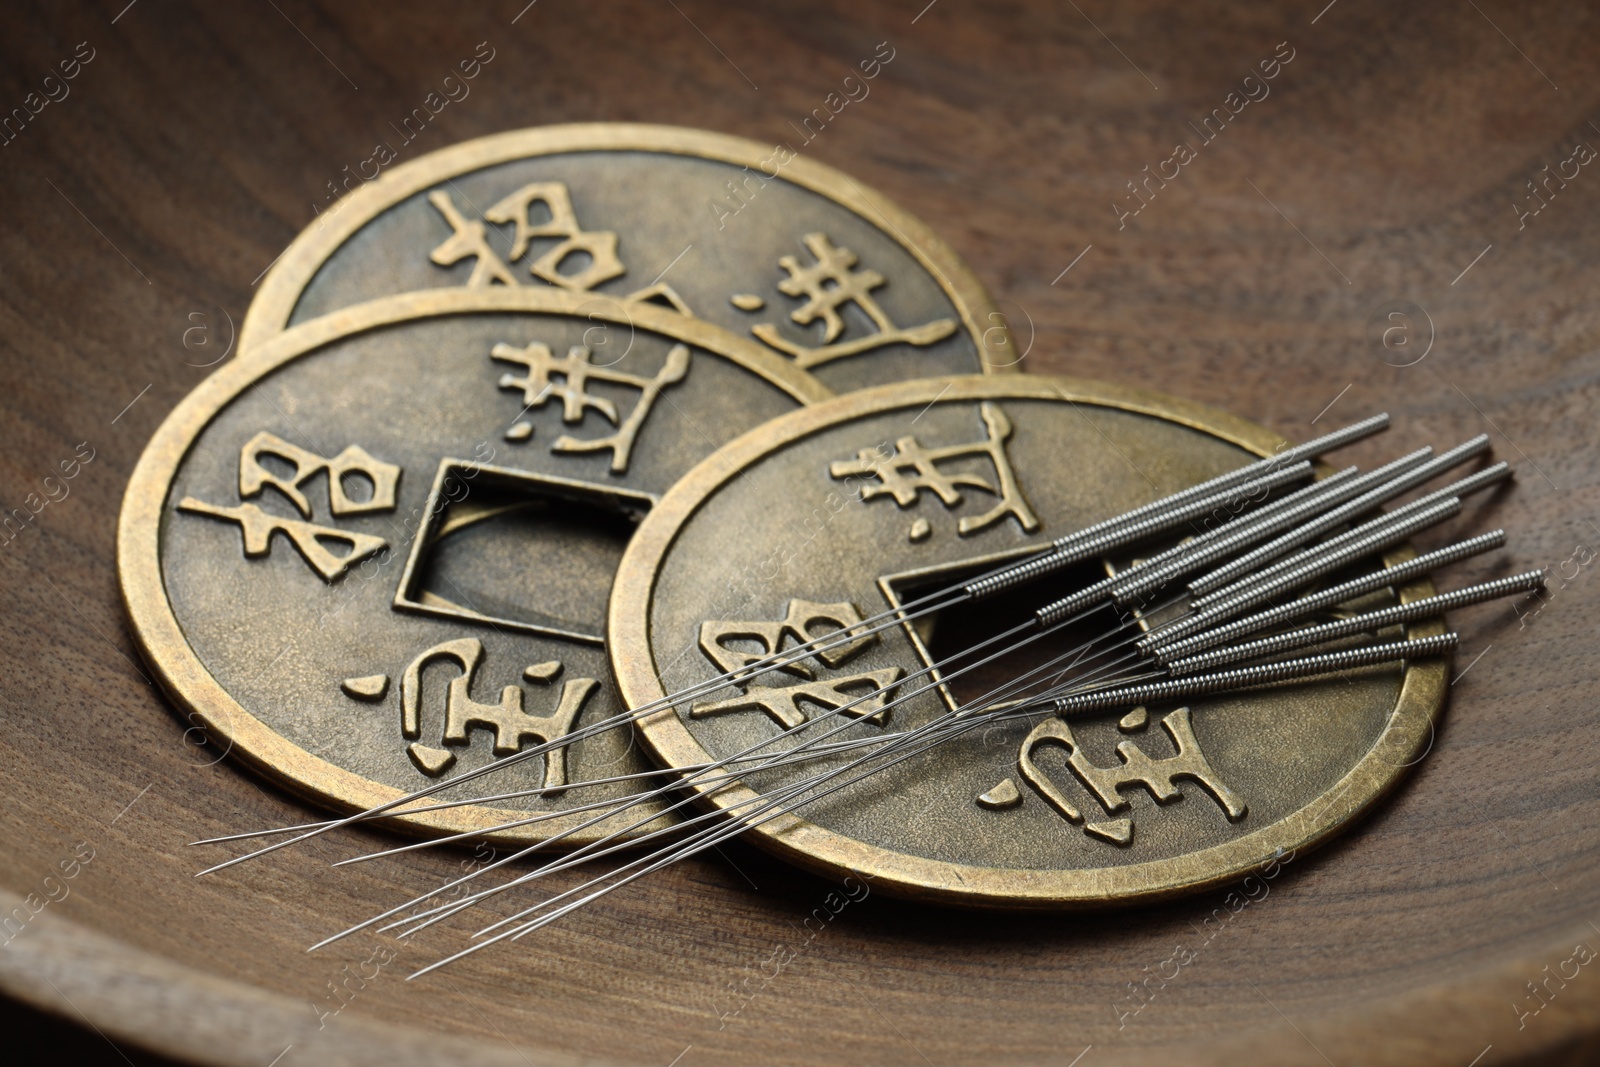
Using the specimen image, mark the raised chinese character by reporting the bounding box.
[179,433,398,582]
[375,637,598,783]
[176,499,387,582]
[426,191,520,287]
[491,341,690,473]
[483,182,625,291]
[828,401,1039,539]
[239,431,399,517]
[690,599,902,729]
[425,183,692,312]
[748,232,957,368]
[1015,707,1246,847]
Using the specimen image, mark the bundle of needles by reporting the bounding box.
[194,413,1540,978]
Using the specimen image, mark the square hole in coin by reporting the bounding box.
[878,548,1159,713]
[394,459,656,645]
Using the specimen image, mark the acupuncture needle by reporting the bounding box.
[1162,571,1545,675]
[403,543,1510,959]
[1164,532,1510,661]
[413,630,1338,974]
[262,467,1363,927]
[330,721,1019,867]
[201,413,1526,971]
[212,422,1388,889]
[1190,439,1499,599]
[391,608,1179,942]
[341,602,1173,879]
[393,642,1146,951]
[196,419,1384,871]
[191,731,950,846]
[404,614,1430,973]
[270,596,1080,864]
[469,630,1465,961]
[350,595,1175,945]
[292,457,1427,898]
[1140,497,1466,651]
[213,580,1158,858]
[1109,449,1431,604]
[310,598,1151,948]
[451,550,1510,959]
[1147,530,1508,661]
[1189,460,1510,610]
[275,535,1187,870]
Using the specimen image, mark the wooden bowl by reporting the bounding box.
[3,2,1597,1064]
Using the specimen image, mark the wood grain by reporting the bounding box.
[2,1,1598,1064]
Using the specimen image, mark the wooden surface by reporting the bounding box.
[2,1,1599,1064]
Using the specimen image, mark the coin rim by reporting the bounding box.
[239,122,1018,372]
[610,374,1449,908]
[118,286,832,845]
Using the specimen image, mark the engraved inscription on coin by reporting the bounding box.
[610,376,1447,906]
[120,288,831,845]
[241,124,1016,394]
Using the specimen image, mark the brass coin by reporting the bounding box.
[610,376,1448,906]
[120,287,830,845]
[240,123,1018,393]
